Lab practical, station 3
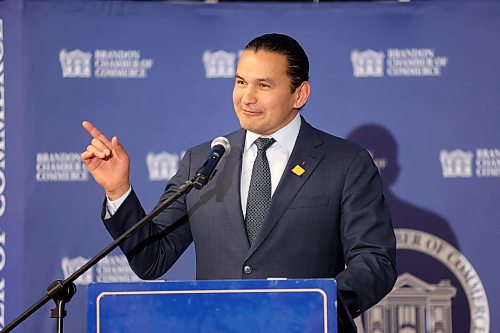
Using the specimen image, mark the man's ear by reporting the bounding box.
[293,81,311,109]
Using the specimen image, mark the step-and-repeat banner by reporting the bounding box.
[0,0,498,332]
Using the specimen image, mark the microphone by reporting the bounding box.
[192,137,231,190]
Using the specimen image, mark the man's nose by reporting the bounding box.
[242,87,257,104]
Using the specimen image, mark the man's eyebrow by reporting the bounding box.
[234,74,276,86]
[257,77,276,85]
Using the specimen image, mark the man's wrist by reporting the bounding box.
[106,183,131,201]
[105,185,132,219]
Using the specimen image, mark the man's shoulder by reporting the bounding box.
[188,128,245,155]
[303,120,367,155]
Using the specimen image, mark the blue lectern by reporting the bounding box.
[87,279,338,333]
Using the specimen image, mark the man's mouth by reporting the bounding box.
[242,109,263,116]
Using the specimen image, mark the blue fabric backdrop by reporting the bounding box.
[0,0,498,332]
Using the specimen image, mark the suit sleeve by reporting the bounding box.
[335,149,397,317]
[102,150,195,280]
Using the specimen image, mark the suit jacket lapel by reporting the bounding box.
[220,129,251,248]
[246,119,325,258]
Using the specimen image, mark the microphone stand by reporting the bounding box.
[2,179,197,333]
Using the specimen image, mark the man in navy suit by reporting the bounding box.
[81,33,396,318]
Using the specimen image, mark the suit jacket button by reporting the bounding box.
[243,265,252,274]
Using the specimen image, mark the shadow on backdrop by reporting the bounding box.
[347,124,469,332]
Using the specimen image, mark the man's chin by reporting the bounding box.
[240,123,265,135]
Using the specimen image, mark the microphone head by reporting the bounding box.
[211,136,231,157]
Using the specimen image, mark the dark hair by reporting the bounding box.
[244,33,309,93]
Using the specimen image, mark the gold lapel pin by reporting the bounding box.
[292,164,305,176]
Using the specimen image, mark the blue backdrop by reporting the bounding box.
[0,0,498,332]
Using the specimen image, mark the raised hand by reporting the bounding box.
[81,121,131,200]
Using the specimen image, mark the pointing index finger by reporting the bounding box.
[82,121,112,146]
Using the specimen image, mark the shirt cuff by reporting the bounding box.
[104,186,132,219]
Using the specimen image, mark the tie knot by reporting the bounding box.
[254,137,275,152]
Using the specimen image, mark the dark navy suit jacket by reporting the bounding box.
[104,118,397,317]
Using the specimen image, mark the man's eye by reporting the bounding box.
[259,83,270,88]
[236,80,246,86]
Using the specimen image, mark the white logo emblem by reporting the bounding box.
[59,49,92,78]
[351,49,385,78]
[202,50,236,78]
[61,256,93,285]
[94,49,154,78]
[361,229,490,333]
[476,148,500,177]
[61,255,143,285]
[364,273,456,333]
[351,48,448,78]
[440,149,473,178]
[36,152,89,182]
[147,151,179,181]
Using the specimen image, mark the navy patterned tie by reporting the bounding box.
[245,137,276,245]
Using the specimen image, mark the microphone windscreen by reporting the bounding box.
[211,137,231,156]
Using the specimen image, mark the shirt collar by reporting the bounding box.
[244,112,302,154]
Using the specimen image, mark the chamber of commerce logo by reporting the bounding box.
[202,50,237,78]
[146,151,184,181]
[440,149,473,178]
[351,48,448,78]
[36,152,89,182]
[351,50,385,78]
[440,148,500,178]
[59,49,92,78]
[360,229,490,333]
[59,49,153,79]
[61,256,93,285]
[364,273,456,333]
[61,255,143,285]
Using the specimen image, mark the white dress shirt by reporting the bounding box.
[240,113,301,217]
